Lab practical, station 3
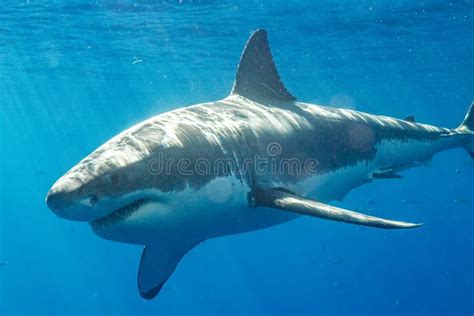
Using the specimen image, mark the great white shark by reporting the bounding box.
[46,30,474,299]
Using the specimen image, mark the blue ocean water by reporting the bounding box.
[0,1,473,315]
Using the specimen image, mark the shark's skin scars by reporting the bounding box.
[46,30,474,299]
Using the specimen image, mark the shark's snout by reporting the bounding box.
[46,188,65,213]
[46,178,97,222]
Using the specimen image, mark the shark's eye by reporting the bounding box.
[111,174,119,186]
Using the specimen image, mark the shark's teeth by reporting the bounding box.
[90,199,150,229]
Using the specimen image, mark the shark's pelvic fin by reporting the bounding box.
[138,242,196,299]
[231,29,296,104]
[371,169,403,179]
[254,188,422,229]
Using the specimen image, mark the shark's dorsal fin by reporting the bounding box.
[231,29,296,104]
[404,115,416,123]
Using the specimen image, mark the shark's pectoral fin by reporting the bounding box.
[253,188,422,229]
[138,242,197,299]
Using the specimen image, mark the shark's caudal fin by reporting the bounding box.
[231,29,296,104]
[138,242,197,299]
[457,102,474,158]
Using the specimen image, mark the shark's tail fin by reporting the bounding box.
[457,102,474,158]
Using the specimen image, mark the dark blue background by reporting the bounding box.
[0,1,473,315]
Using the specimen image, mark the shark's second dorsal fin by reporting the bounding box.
[231,29,296,104]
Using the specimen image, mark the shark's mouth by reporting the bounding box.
[90,199,151,229]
